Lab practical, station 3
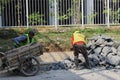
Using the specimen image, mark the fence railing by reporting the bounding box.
[0,0,120,28]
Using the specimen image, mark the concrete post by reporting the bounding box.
[86,0,94,24]
[107,0,110,28]
[82,0,84,29]
[0,16,2,28]
[54,0,57,30]
[49,0,55,25]
[26,0,29,28]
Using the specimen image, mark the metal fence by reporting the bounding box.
[0,0,120,28]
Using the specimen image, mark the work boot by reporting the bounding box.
[85,58,92,69]
[74,58,79,69]
[1,63,7,69]
[85,63,92,69]
[74,66,85,70]
[74,58,79,66]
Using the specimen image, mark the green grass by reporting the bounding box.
[1,27,120,52]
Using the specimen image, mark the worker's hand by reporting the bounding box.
[70,47,73,51]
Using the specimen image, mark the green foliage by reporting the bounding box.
[87,12,97,24]
[103,8,120,23]
[113,0,117,3]
[58,14,68,20]
[28,12,46,25]
[73,0,79,3]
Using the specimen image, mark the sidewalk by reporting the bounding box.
[39,51,74,63]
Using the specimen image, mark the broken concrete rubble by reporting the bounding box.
[87,35,120,67]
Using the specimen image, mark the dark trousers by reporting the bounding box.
[73,44,90,68]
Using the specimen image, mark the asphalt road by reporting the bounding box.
[0,71,45,80]
[0,68,120,80]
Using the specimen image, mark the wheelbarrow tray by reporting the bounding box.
[0,42,43,73]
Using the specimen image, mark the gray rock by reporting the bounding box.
[63,59,75,69]
[106,42,114,46]
[113,42,120,48]
[111,47,117,54]
[117,45,120,51]
[89,54,99,61]
[90,45,96,49]
[117,51,120,56]
[102,46,112,54]
[94,47,103,55]
[87,49,94,54]
[106,54,120,66]
[95,38,105,45]
[101,52,108,57]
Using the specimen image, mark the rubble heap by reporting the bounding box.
[87,35,120,67]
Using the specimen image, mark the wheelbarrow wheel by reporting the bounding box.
[20,56,40,76]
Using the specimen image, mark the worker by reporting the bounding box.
[71,30,91,69]
[13,29,36,48]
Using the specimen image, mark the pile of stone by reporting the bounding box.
[87,35,120,68]
[45,62,68,70]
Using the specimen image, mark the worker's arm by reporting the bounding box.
[13,35,27,45]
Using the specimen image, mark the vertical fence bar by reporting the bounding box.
[43,0,45,26]
[65,0,67,25]
[47,0,49,25]
[8,0,10,26]
[107,0,110,28]
[99,0,101,24]
[23,0,26,26]
[20,0,22,26]
[118,0,119,24]
[0,0,2,27]
[103,0,105,24]
[73,0,75,25]
[81,0,84,29]
[34,0,36,25]
[5,0,8,26]
[54,0,57,30]
[26,0,29,28]
[97,0,99,24]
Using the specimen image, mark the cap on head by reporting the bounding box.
[28,30,35,36]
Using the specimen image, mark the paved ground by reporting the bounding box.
[39,51,74,63]
[0,67,120,80]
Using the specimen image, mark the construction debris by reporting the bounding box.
[87,35,120,68]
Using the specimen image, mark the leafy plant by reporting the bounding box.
[58,14,68,20]
[28,12,46,25]
[103,7,120,24]
[88,12,97,24]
